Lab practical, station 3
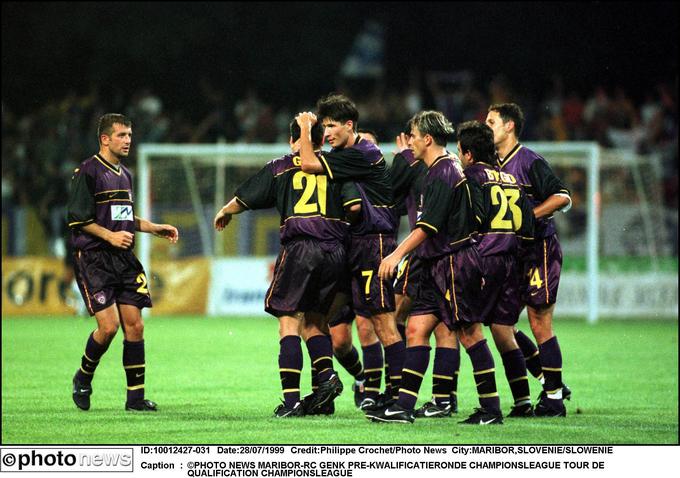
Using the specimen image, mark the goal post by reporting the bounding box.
[137,141,676,321]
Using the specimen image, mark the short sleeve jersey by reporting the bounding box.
[235,152,354,245]
[415,155,478,259]
[67,154,136,251]
[464,162,535,256]
[390,149,427,230]
[497,144,570,239]
[319,137,398,236]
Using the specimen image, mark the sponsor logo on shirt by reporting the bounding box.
[111,205,133,221]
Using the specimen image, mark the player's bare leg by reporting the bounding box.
[118,304,155,411]
[527,304,566,416]
[71,304,120,410]
[394,293,411,342]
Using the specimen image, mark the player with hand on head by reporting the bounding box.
[215,118,351,418]
[69,113,179,412]
[486,103,572,417]
[297,95,406,412]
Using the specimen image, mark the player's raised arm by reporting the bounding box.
[297,112,324,174]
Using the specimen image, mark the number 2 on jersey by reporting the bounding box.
[293,171,327,215]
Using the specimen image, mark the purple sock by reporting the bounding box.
[279,335,303,407]
[384,340,406,399]
[76,331,109,385]
[361,342,383,400]
[501,348,531,406]
[396,345,430,410]
[335,346,364,381]
[538,336,563,399]
[515,329,543,380]
[123,340,145,404]
[466,339,501,414]
[432,347,457,405]
[306,335,334,383]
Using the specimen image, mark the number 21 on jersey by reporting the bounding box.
[293,171,327,215]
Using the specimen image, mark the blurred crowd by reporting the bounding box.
[2,72,677,256]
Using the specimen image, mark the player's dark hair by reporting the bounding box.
[290,119,324,147]
[358,128,379,145]
[488,103,524,138]
[408,110,454,146]
[457,120,496,164]
[316,94,359,131]
[97,113,132,141]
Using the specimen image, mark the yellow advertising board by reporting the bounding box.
[2,257,210,316]
[148,258,210,315]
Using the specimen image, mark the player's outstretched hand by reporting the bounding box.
[108,230,134,249]
[214,208,232,232]
[153,224,179,243]
[378,252,401,281]
[394,132,411,154]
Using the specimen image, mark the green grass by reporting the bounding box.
[2,316,677,444]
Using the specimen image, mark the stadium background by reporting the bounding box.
[1,2,678,444]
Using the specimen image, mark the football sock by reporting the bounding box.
[466,339,501,414]
[432,347,457,406]
[515,329,543,381]
[305,335,334,383]
[501,348,531,406]
[123,340,145,404]
[396,345,430,411]
[539,336,563,400]
[310,367,319,392]
[361,342,383,401]
[75,331,109,385]
[451,346,460,403]
[384,340,406,400]
[335,346,364,381]
[279,335,303,408]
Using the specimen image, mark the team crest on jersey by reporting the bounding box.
[111,205,133,221]
[93,292,106,304]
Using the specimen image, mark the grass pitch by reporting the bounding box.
[1,315,677,444]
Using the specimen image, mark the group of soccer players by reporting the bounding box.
[68,95,571,426]
[215,95,572,424]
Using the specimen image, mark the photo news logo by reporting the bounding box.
[1,448,133,472]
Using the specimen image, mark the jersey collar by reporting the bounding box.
[95,154,122,175]
[497,143,522,169]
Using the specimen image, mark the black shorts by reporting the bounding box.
[328,304,355,327]
[393,253,423,299]
[348,234,397,317]
[74,248,152,316]
[265,238,346,317]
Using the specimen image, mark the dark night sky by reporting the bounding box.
[2,2,677,115]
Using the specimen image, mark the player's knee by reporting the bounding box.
[98,322,119,341]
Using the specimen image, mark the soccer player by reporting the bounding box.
[457,120,536,417]
[328,128,390,410]
[373,111,503,425]
[297,94,406,409]
[214,119,348,417]
[390,131,460,418]
[68,113,179,412]
[486,103,572,417]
